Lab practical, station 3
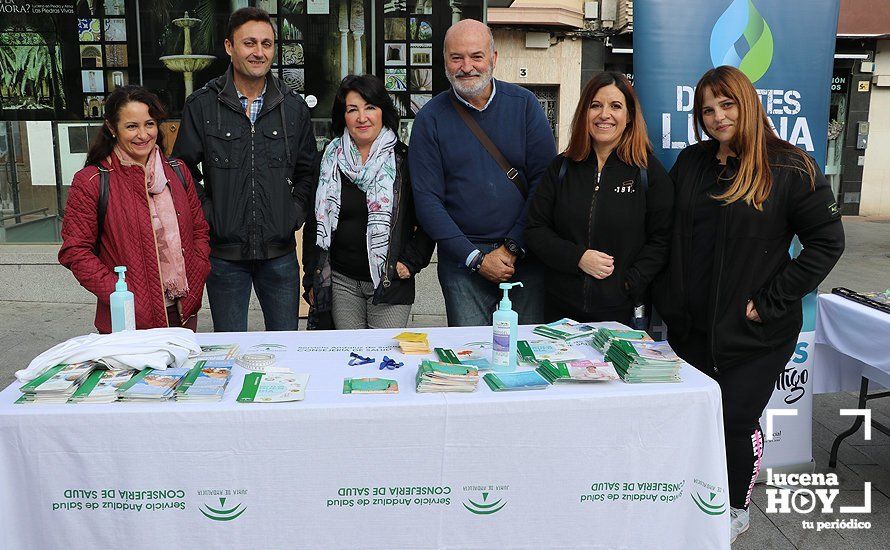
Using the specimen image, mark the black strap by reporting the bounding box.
[448,93,528,199]
[96,167,110,252]
[166,158,188,192]
[557,156,568,185]
[95,159,188,249]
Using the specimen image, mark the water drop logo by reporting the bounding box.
[710,0,774,83]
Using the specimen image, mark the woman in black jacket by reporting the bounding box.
[525,72,673,323]
[653,66,844,542]
[302,75,434,329]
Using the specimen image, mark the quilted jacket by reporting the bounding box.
[59,152,211,333]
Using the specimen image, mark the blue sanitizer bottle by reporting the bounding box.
[110,266,136,332]
[492,282,523,371]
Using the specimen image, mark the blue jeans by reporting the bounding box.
[437,242,546,327]
[206,254,300,332]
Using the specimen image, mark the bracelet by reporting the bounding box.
[237,353,277,372]
[469,251,486,272]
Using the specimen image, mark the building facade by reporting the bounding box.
[0,0,485,244]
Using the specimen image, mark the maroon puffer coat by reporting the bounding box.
[59,152,211,333]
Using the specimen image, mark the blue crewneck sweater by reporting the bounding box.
[408,80,556,263]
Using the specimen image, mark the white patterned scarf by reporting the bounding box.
[315,127,398,288]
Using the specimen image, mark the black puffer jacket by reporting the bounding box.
[302,141,435,328]
[653,141,845,372]
[173,65,317,261]
[524,151,673,319]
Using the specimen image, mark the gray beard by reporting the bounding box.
[447,70,493,99]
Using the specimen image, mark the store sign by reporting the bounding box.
[831,72,849,94]
[0,0,77,119]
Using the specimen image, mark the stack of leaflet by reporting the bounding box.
[482,370,550,391]
[434,347,493,370]
[17,362,98,404]
[532,318,599,341]
[516,340,586,366]
[536,359,619,383]
[605,340,683,383]
[415,360,479,392]
[175,359,234,402]
[197,343,240,359]
[69,368,136,403]
[394,332,430,354]
[117,367,190,401]
[591,327,653,352]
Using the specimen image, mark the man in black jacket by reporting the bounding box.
[173,7,316,331]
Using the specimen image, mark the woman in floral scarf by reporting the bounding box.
[303,75,434,329]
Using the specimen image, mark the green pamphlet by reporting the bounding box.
[482,370,550,391]
[19,364,69,393]
[343,377,398,394]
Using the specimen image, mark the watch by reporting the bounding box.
[503,238,525,258]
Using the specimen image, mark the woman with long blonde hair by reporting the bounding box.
[653,66,844,542]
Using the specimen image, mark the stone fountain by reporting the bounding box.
[159,12,215,100]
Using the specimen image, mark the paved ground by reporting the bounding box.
[0,215,888,548]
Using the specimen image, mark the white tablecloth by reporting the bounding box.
[815,293,890,393]
[0,325,729,549]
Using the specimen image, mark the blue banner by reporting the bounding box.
[635,0,840,170]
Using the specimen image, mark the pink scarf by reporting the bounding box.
[113,145,189,300]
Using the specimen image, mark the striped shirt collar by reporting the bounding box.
[453,78,497,112]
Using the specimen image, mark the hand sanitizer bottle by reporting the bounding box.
[492,282,523,371]
[110,266,136,332]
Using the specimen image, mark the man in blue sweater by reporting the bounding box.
[409,19,556,326]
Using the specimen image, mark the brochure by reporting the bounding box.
[117,367,190,401]
[592,328,654,352]
[605,340,683,383]
[197,343,240,360]
[237,372,309,403]
[536,359,620,383]
[434,348,493,371]
[20,362,97,395]
[394,331,430,354]
[516,340,586,365]
[342,377,399,394]
[176,359,234,402]
[447,342,490,362]
[532,318,600,341]
[70,368,136,403]
[483,370,550,391]
[416,360,479,392]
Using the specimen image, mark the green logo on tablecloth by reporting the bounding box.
[199,497,246,521]
[691,490,726,516]
[462,492,506,515]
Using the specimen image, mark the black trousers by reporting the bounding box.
[671,329,796,509]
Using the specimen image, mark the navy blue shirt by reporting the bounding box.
[408,79,556,263]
